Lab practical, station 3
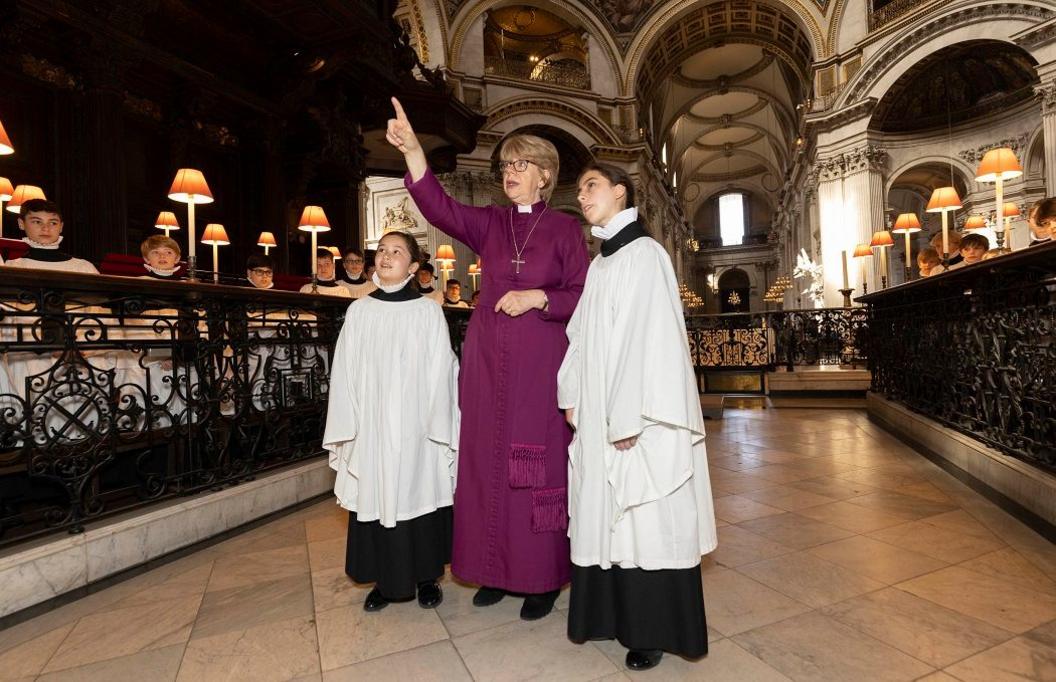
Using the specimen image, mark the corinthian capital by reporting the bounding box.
[1037,80,1056,114]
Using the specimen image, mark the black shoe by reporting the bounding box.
[417,581,443,609]
[363,587,388,612]
[520,589,560,620]
[625,649,663,671]
[473,586,506,607]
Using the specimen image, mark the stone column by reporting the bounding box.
[842,145,888,293]
[1038,80,1056,195]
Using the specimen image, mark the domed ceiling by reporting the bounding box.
[872,40,1039,133]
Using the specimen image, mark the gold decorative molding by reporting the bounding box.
[484,96,621,146]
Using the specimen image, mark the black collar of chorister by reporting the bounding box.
[315,279,340,288]
[25,247,73,262]
[370,280,422,302]
[418,284,435,293]
[144,271,183,281]
[600,220,651,257]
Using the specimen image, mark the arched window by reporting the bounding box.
[719,193,745,246]
[661,141,668,167]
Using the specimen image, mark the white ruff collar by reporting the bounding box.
[591,207,638,241]
[144,263,179,277]
[23,236,63,249]
[372,271,414,293]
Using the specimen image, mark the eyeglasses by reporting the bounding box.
[343,258,364,265]
[497,159,540,174]
[249,268,273,277]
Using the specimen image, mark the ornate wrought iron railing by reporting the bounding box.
[0,270,354,547]
[483,55,591,90]
[869,0,937,31]
[862,242,1056,469]
[684,307,869,385]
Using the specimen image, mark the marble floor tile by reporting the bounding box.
[836,470,932,494]
[738,486,839,511]
[959,548,1056,596]
[745,465,819,484]
[944,636,1056,681]
[898,566,1056,633]
[42,595,201,673]
[192,573,315,640]
[308,536,347,573]
[867,519,1005,564]
[36,644,185,682]
[713,495,784,524]
[842,490,958,519]
[178,615,320,682]
[205,544,310,592]
[310,566,372,613]
[736,513,856,550]
[305,507,348,543]
[434,578,526,637]
[738,551,884,608]
[822,587,1012,667]
[807,536,948,584]
[700,569,811,636]
[112,562,214,609]
[211,518,308,556]
[786,476,877,500]
[322,641,471,682]
[1026,619,1056,649]
[793,500,914,534]
[892,481,953,504]
[709,525,795,568]
[733,611,934,682]
[316,600,448,671]
[453,614,616,682]
[709,454,767,471]
[0,623,75,681]
[590,638,791,681]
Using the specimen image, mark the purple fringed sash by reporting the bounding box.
[509,443,547,488]
[531,487,568,533]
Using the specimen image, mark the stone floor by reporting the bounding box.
[2,408,1056,681]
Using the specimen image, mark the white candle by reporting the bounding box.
[841,250,849,290]
[941,211,950,259]
[905,232,912,269]
[310,230,318,277]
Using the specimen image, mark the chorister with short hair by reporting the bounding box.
[323,230,460,612]
[559,163,717,672]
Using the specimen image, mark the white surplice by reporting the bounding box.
[323,293,459,527]
[5,256,98,274]
[558,234,717,570]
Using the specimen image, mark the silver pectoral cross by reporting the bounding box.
[512,256,525,274]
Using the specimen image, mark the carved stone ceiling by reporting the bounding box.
[872,40,1039,133]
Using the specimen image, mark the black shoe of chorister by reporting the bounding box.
[417,581,443,608]
[473,586,506,607]
[363,587,389,612]
[625,649,663,671]
[519,590,560,620]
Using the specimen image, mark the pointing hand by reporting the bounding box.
[386,97,421,155]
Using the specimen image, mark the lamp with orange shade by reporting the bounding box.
[327,246,341,258]
[467,263,480,291]
[201,224,230,284]
[891,212,922,279]
[963,215,987,231]
[155,211,180,236]
[0,177,13,237]
[6,184,46,214]
[168,169,214,281]
[925,187,962,266]
[298,206,331,293]
[0,118,14,156]
[870,230,895,289]
[975,148,1022,251]
[853,243,873,295]
[1000,202,1021,248]
[257,231,277,255]
[436,244,456,289]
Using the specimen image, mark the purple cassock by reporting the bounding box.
[406,169,589,593]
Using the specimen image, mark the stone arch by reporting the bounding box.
[884,156,976,199]
[1024,123,1046,182]
[836,2,1054,110]
[484,96,621,148]
[624,0,823,98]
[447,0,623,94]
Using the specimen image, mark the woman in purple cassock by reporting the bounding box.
[387,98,588,620]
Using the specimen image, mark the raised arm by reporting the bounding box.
[388,97,489,250]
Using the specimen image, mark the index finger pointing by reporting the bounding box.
[391,97,408,122]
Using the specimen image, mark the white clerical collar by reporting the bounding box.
[591,207,638,241]
[372,271,414,293]
[516,204,532,213]
[23,236,63,249]
[144,263,179,277]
